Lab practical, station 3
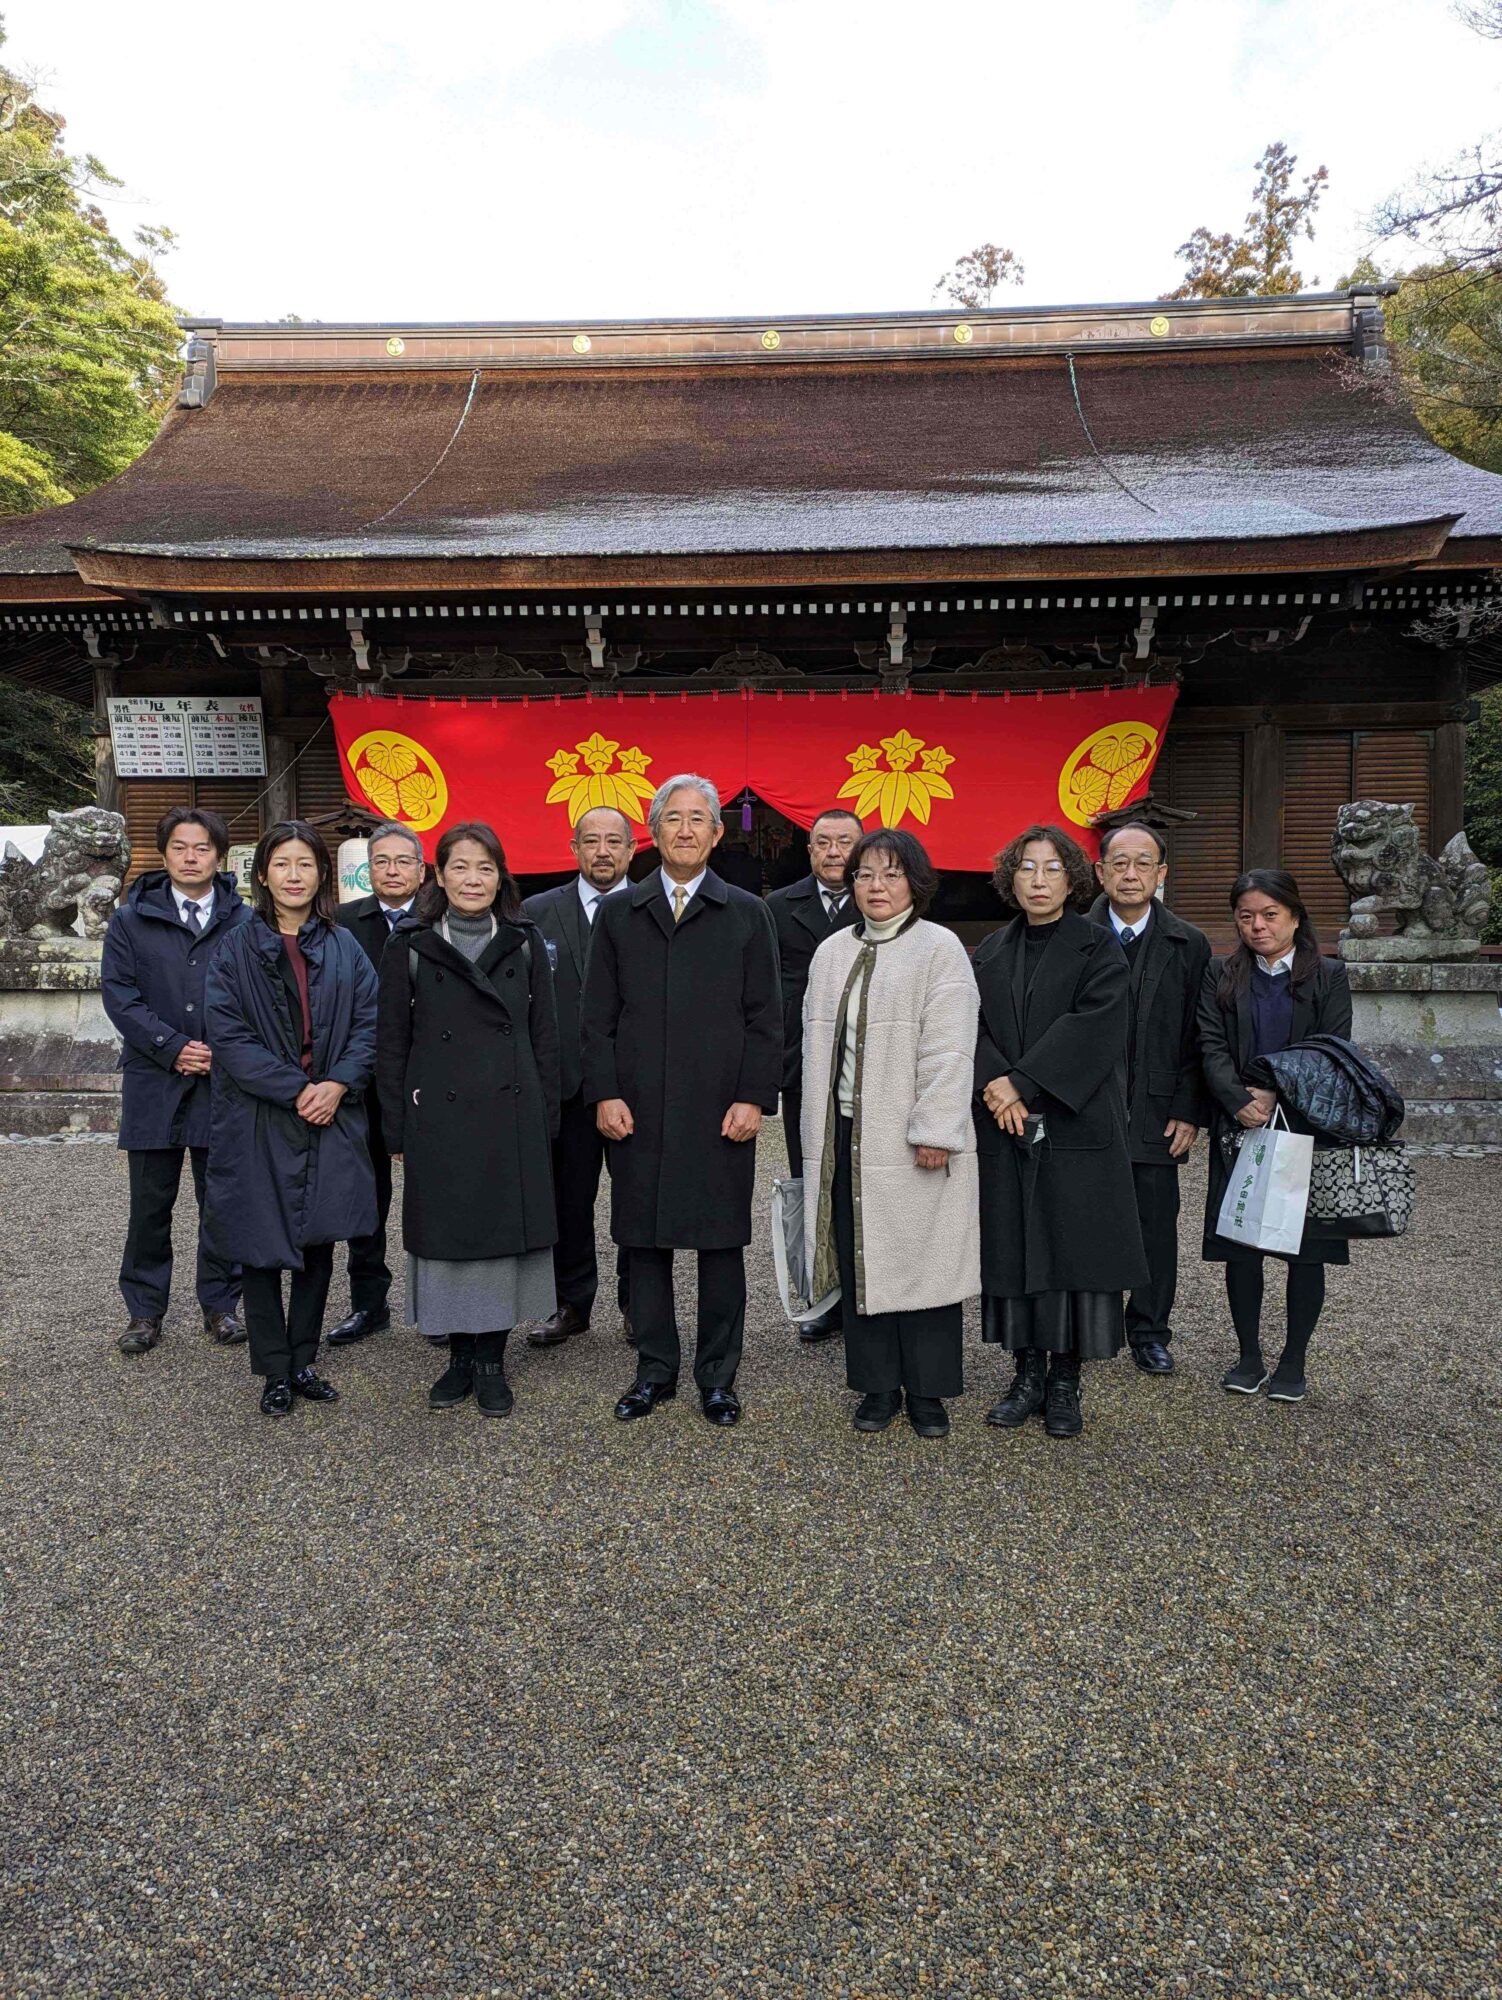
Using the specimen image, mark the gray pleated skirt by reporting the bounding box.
[407,1247,556,1336]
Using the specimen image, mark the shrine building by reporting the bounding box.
[1,287,1498,943]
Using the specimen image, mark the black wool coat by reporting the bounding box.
[100,870,253,1151]
[1086,894,1212,1166]
[377,918,561,1262]
[203,917,379,1271]
[521,879,626,1103]
[580,872,783,1249]
[337,893,410,1158]
[1197,953,1353,1266]
[766,874,859,1093]
[973,908,1148,1298]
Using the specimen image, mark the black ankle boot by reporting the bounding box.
[429,1334,476,1409]
[474,1332,514,1418]
[1044,1360,1083,1438]
[986,1348,1046,1428]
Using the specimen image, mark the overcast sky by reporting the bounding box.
[10,0,1497,323]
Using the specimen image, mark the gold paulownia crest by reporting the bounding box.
[346,729,448,833]
[837,730,956,828]
[545,731,657,825]
[1057,720,1161,828]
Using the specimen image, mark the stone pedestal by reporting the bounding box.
[1346,961,1502,1146]
[0,938,121,1136]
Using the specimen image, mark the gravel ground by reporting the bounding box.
[1,1139,1498,2000]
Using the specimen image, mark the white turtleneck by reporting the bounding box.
[838,908,913,1117]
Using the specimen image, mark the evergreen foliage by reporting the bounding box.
[0,679,94,821]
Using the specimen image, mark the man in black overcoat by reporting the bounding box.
[765,807,861,1342]
[327,820,426,1346]
[522,805,635,1349]
[101,805,253,1354]
[1089,822,1212,1374]
[582,775,782,1428]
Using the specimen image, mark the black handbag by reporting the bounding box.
[1306,1142,1415,1239]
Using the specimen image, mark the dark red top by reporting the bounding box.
[282,933,314,1073]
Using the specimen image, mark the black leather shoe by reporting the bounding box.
[528,1302,588,1348]
[798,1305,843,1344]
[326,1306,390,1346]
[986,1350,1046,1428]
[260,1378,294,1416]
[1044,1370,1083,1439]
[203,1309,247,1345]
[906,1395,950,1439]
[1131,1340,1175,1375]
[700,1387,741,1428]
[853,1391,901,1432]
[614,1379,676,1422]
[117,1316,162,1356]
[291,1367,339,1403]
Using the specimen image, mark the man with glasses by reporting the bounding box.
[767,808,862,1341]
[101,806,253,1354]
[523,806,637,1349]
[328,821,426,1346]
[583,775,782,1428]
[1088,822,1211,1374]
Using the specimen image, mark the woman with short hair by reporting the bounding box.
[378,821,561,1417]
[801,827,980,1439]
[1198,868,1352,1403]
[203,820,379,1415]
[973,823,1146,1439]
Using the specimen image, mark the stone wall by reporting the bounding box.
[0,939,121,1136]
[1348,961,1502,1146]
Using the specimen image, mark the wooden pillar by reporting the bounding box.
[259,664,295,825]
[1243,719,1283,868]
[92,664,120,814]
[1432,719,1467,847]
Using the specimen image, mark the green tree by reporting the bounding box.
[0,17,182,513]
[0,679,94,820]
[1465,683,1502,942]
[1166,141,1328,300]
[931,243,1025,311]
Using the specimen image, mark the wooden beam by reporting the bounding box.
[1244,722,1283,868]
[92,664,120,815]
[1432,719,1467,846]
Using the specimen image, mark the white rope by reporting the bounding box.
[366,370,480,527]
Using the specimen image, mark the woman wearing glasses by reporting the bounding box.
[800,828,980,1438]
[972,823,1146,1439]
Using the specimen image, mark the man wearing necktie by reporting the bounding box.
[1088,823,1212,1375]
[523,806,637,1349]
[582,775,782,1427]
[329,821,426,1345]
[100,806,253,1354]
[766,809,862,1342]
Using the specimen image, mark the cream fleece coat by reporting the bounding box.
[801,918,981,1316]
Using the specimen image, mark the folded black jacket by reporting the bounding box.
[1246,1033,1405,1145]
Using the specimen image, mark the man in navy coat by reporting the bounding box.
[100,806,253,1354]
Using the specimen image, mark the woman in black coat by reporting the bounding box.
[203,821,379,1417]
[1198,868,1353,1404]
[973,823,1147,1440]
[378,821,560,1418]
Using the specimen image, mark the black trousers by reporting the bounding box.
[345,1120,393,1315]
[783,1088,805,1180]
[242,1244,335,1380]
[553,1091,628,1322]
[627,1244,745,1392]
[1125,1161,1181,1347]
[833,1115,962,1397]
[120,1145,240,1320]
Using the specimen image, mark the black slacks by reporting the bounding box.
[553,1090,628,1323]
[345,1106,393,1315]
[242,1244,335,1380]
[833,1116,963,1397]
[627,1244,745,1392]
[782,1088,805,1181]
[1125,1161,1182,1347]
[120,1145,240,1320]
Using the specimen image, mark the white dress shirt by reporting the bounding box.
[172,886,214,928]
[577,875,630,925]
[1108,905,1153,945]
[1258,950,1296,977]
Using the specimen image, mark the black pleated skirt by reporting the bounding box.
[981,1289,1125,1360]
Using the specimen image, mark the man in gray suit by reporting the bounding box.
[522,807,636,1347]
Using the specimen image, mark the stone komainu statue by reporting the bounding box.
[1331,800,1492,958]
[0,807,131,940]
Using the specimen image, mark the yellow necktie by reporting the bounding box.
[672,886,687,924]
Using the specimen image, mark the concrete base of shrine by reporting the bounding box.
[0,938,121,1136]
[1347,961,1502,1146]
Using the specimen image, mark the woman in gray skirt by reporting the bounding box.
[377,821,561,1415]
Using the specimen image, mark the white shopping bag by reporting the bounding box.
[770,1176,840,1327]
[1216,1105,1314,1257]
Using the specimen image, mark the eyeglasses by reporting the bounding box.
[1016,860,1066,876]
[852,869,907,886]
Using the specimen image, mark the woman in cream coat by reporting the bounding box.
[801,828,980,1438]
